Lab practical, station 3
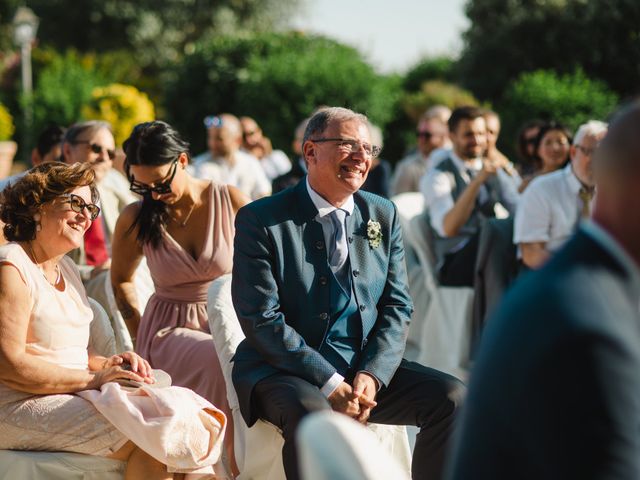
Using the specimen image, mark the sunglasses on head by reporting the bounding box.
[61,193,101,221]
[128,159,179,196]
[204,115,223,128]
[72,140,116,160]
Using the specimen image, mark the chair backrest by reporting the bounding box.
[101,258,154,354]
[88,297,118,358]
[298,412,410,480]
[472,217,519,343]
[207,273,244,410]
[391,192,425,233]
[407,213,439,288]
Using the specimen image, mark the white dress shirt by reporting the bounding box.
[190,150,272,199]
[306,179,355,396]
[255,149,292,181]
[514,164,593,252]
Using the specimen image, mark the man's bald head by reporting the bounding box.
[594,101,640,180]
[206,113,242,157]
[592,100,640,265]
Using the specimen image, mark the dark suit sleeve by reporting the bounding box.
[534,330,640,479]
[357,205,413,386]
[231,206,338,388]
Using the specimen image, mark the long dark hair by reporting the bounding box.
[123,121,190,247]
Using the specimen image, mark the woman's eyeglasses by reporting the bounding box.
[61,193,101,220]
[72,141,116,161]
[128,160,178,196]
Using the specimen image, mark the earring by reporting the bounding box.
[34,213,41,232]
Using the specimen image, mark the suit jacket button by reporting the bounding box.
[348,237,354,243]
[359,305,366,312]
[319,312,329,320]
[319,276,328,285]
[352,269,359,277]
[315,241,324,250]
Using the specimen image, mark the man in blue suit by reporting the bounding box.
[445,102,640,479]
[232,107,464,480]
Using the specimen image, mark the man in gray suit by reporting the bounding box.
[446,100,640,479]
[232,107,464,480]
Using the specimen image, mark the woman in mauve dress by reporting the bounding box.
[0,162,226,479]
[111,121,249,475]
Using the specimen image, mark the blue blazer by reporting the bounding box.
[446,228,640,479]
[231,179,413,425]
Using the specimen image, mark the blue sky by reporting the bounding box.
[289,0,468,74]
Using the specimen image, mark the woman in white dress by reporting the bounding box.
[0,162,225,479]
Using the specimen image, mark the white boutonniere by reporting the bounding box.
[367,220,382,248]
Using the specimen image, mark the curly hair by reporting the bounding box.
[0,162,98,242]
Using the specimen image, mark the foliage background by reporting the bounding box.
[0,0,637,166]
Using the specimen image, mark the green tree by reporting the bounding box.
[0,0,300,67]
[164,33,401,157]
[458,0,640,101]
[497,68,619,160]
[402,56,457,92]
[30,51,105,139]
[236,41,400,157]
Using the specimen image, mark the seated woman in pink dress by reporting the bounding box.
[0,162,226,479]
[110,121,249,474]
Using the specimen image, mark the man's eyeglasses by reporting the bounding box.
[311,138,382,158]
[575,145,597,157]
[128,160,178,196]
[72,141,116,161]
[417,131,434,139]
[61,193,101,221]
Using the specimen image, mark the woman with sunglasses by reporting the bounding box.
[0,162,227,478]
[111,120,249,474]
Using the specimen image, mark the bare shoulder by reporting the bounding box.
[227,185,251,213]
[113,200,143,242]
[119,200,143,221]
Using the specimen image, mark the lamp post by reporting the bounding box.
[12,6,39,162]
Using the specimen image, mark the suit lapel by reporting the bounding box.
[293,178,329,277]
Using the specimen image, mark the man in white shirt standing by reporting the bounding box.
[191,113,271,200]
[514,120,608,269]
[422,106,520,286]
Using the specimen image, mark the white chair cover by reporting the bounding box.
[88,297,118,358]
[404,213,473,378]
[0,450,125,480]
[297,411,410,480]
[207,274,412,480]
[87,257,155,354]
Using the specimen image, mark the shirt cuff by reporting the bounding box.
[320,372,344,397]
